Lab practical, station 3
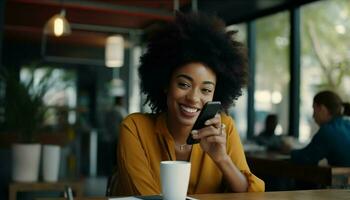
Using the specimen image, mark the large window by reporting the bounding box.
[226,23,248,139]
[300,0,350,142]
[255,12,290,136]
[129,46,142,113]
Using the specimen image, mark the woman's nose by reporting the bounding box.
[186,89,201,103]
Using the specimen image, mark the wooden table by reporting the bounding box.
[192,189,350,200]
[9,181,84,200]
[36,189,350,200]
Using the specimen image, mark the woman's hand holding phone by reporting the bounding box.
[191,113,229,162]
[186,101,228,162]
[186,101,222,144]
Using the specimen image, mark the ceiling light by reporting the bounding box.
[105,35,124,68]
[44,9,71,37]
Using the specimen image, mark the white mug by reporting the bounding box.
[160,161,191,200]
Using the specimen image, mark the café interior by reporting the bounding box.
[1,0,350,199]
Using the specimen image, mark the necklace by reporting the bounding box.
[175,143,191,151]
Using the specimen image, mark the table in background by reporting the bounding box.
[9,180,84,200]
[246,151,350,188]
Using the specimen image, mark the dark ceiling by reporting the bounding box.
[4,0,319,47]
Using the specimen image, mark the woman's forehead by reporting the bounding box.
[173,62,216,81]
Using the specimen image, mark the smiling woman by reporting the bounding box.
[166,63,216,129]
[109,12,264,196]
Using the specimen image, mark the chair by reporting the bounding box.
[330,167,350,188]
[105,167,118,196]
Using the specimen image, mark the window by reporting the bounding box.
[300,0,350,142]
[255,12,290,136]
[20,66,77,125]
[129,46,142,113]
[226,23,248,139]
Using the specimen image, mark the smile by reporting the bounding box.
[180,105,199,113]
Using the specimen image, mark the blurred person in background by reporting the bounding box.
[101,96,127,176]
[291,90,350,166]
[255,114,283,151]
[255,114,296,153]
[104,96,128,144]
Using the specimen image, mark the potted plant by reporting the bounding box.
[1,69,49,182]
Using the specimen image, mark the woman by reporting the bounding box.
[111,12,264,196]
[291,90,350,166]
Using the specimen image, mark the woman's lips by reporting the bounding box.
[179,104,200,118]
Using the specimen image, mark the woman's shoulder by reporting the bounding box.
[220,112,239,135]
[122,112,158,126]
[338,116,350,124]
[220,112,234,125]
[320,116,350,134]
[321,116,348,128]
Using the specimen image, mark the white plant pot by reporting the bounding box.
[12,143,41,182]
[42,144,61,182]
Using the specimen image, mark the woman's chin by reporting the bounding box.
[177,117,195,127]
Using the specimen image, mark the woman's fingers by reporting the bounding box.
[192,122,226,140]
[204,113,221,128]
[192,126,218,139]
[205,124,226,144]
[205,134,226,143]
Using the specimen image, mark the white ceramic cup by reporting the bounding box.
[42,144,61,182]
[160,161,191,200]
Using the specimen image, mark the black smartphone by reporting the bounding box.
[186,101,221,145]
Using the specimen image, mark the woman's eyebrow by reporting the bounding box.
[176,74,193,81]
[203,81,215,86]
[176,74,215,86]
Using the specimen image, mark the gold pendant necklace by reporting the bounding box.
[178,144,187,150]
[176,143,191,151]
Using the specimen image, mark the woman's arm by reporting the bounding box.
[213,151,249,192]
[191,114,263,192]
[112,115,160,196]
[291,128,328,165]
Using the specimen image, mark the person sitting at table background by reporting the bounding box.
[254,114,284,151]
[109,12,264,196]
[254,114,295,153]
[100,96,128,176]
[291,90,350,166]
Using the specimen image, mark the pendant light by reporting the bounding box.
[44,9,71,37]
[105,35,124,68]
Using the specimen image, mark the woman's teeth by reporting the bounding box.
[181,105,198,113]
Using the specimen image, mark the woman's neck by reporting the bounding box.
[166,113,192,145]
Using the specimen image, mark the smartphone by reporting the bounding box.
[186,101,221,145]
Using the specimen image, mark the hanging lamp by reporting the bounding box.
[105,35,124,68]
[44,9,71,37]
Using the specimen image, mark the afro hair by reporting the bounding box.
[139,12,248,113]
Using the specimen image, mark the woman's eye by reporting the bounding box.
[202,88,213,94]
[178,82,190,89]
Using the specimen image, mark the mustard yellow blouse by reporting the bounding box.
[112,112,264,196]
